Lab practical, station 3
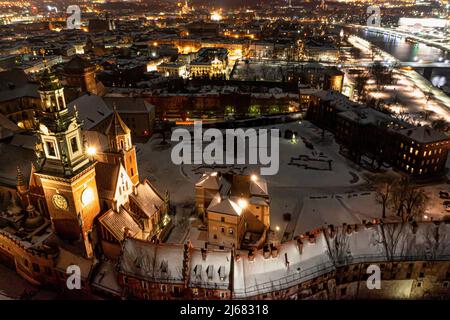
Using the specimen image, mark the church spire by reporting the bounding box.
[105,107,132,153]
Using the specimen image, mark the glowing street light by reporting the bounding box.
[87,147,97,157]
[237,199,248,209]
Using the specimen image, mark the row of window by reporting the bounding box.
[402,144,443,157]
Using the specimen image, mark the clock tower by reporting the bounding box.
[33,67,100,258]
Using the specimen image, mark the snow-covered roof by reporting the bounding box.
[195,172,221,190]
[207,194,243,216]
[129,180,164,219]
[233,222,450,298]
[67,94,112,130]
[249,178,268,197]
[189,248,231,290]
[119,239,185,284]
[98,207,142,241]
[398,126,449,144]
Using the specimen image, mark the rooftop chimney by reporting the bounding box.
[263,244,270,259]
[296,238,303,254]
[248,249,255,262]
[270,243,279,258]
[201,248,207,261]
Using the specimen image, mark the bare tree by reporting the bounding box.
[374,176,395,219]
[376,222,409,261]
[324,225,351,267]
[390,178,429,223]
[431,118,449,133]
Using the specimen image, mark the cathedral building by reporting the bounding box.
[0,66,171,286]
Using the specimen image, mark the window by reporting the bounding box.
[229,228,234,235]
[221,227,225,233]
[46,141,56,157]
[340,287,347,296]
[221,217,225,222]
[70,137,79,153]
[161,285,167,293]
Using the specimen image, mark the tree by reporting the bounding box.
[375,176,395,219]
[431,118,449,133]
[390,178,429,223]
[353,73,369,101]
[370,61,394,90]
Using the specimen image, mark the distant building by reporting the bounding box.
[306,90,450,177]
[63,55,103,96]
[190,48,228,79]
[157,62,187,78]
[304,37,339,62]
[0,70,39,130]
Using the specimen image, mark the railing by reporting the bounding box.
[232,253,450,298]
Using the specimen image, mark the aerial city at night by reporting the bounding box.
[0,0,449,304]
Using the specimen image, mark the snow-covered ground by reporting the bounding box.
[136,119,449,245]
[136,120,383,243]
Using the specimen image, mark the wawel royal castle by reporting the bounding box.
[0,69,449,300]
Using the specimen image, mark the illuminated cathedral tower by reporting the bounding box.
[33,68,100,258]
[101,109,140,186]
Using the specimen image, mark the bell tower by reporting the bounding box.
[34,67,100,258]
[104,109,139,186]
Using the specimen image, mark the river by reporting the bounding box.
[353,28,450,92]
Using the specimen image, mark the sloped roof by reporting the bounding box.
[98,206,142,241]
[119,238,185,283]
[249,178,268,197]
[195,172,221,190]
[129,179,164,219]
[207,194,243,216]
[189,248,231,289]
[67,94,112,130]
[0,70,39,102]
[398,126,449,144]
[105,110,130,136]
